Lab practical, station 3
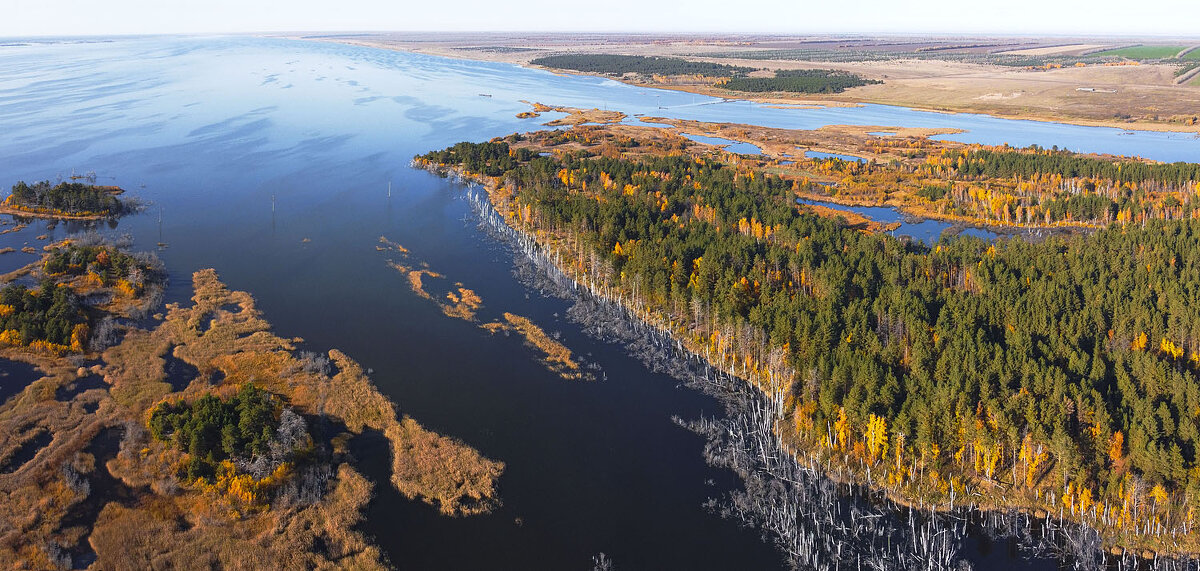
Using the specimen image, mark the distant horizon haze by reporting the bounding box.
[3,0,1198,38]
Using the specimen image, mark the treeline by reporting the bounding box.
[937,148,1200,187]
[530,54,752,77]
[420,141,539,177]
[5,180,126,217]
[0,280,85,349]
[718,69,881,94]
[426,140,1200,537]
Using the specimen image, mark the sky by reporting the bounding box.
[4,0,1198,38]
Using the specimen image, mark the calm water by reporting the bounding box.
[0,358,42,404]
[677,132,764,155]
[0,36,1194,569]
[804,150,865,162]
[796,197,1003,243]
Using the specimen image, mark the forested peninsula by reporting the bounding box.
[417,124,1200,556]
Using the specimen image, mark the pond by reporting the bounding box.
[805,150,866,162]
[797,197,1003,244]
[0,358,42,404]
[679,132,764,155]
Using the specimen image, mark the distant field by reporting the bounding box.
[450,46,541,54]
[998,44,1111,56]
[1092,45,1185,59]
[1183,48,1200,61]
[697,48,1117,68]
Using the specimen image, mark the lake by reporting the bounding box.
[0,35,1195,569]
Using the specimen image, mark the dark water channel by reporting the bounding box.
[0,358,41,405]
[0,36,1197,569]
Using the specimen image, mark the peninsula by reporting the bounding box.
[418,121,1200,556]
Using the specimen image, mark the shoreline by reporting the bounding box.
[0,204,114,221]
[418,157,1194,560]
[309,36,1200,137]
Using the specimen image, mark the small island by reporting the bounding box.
[1,180,131,220]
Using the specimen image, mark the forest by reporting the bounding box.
[5,180,127,217]
[44,241,161,292]
[0,280,85,348]
[530,54,752,77]
[717,69,882,93]
[0,241,163,351]
[935,147,1200,187]
[422,137,1200,548]
[149,383,297,482]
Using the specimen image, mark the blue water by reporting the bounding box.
[806,150,866,162]
[678,132,764,154]
[0,36,792,570]
[0,35,1193,569]
[797,197,1002,243]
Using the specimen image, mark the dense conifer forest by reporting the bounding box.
[149,384,293,481]
[422,138,1200,545]
[0,281,85,348]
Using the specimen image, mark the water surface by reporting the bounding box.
[678,132,764,154]
[796,197,1003,244]
[805,150,865,162]
[0,36,1196,569]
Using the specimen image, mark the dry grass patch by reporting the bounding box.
[378,238,589,381]
[482,313,585,381]
[389,416,504,516]
[523,100,626,126]
[0,262,505,568]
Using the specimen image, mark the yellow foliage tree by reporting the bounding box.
[865,414,888,462]
[1108,431,1124,464]
[1150,483,1169,507]
[833,407,849,450]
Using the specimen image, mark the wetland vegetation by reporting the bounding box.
[0,242,503,568]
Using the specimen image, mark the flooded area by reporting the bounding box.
[1,36,1197,569]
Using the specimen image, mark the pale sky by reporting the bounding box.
[3,0,1197,38]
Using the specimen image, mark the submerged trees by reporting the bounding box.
[421,137,1200,547]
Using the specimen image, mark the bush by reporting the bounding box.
[149,384,282,480]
